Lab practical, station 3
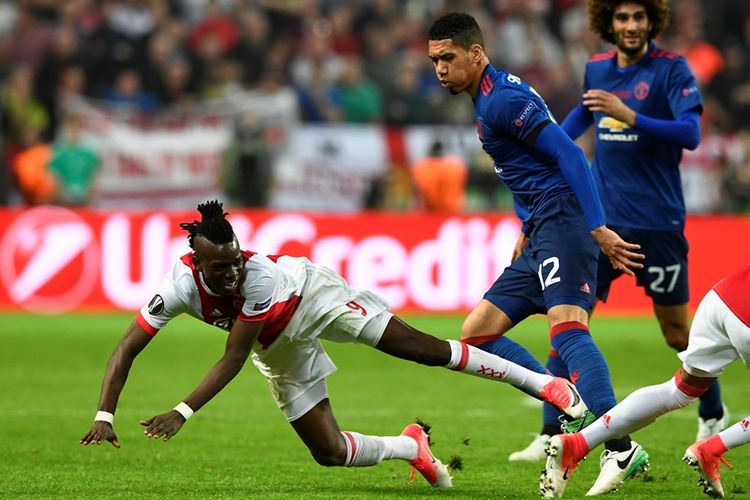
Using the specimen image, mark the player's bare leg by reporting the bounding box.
[290,398,452,486]
[375,315,587,418]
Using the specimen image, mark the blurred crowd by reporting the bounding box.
[1,0,749,212]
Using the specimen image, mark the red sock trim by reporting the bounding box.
[705,434,729,455]
[570,432,591,461]
[549,321,589,340]
[674,369,709,398]
[461,334,501,347]
[454,341,470,371]
[342,431,357,466]
[548,348,559,358]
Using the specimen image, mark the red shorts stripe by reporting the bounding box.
[549,321,589,339]
[674,369,709,398]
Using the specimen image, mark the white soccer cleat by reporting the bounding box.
[400,423,452,488]
[697,404,729,441]
[539,377,588,420]
[509,433,550,462]
[539,434,582,498]
[683,439,730,498]
[585,441,649,496]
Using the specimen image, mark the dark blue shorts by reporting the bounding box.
[596,226,689,306]
[484,195,599,324]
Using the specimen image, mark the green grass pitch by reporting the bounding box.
[1,312,748,499]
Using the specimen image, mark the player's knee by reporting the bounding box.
[662,325,689,351]
[310,441,347,467]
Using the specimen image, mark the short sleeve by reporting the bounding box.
[137,273,189,335]
[239,256,278,321]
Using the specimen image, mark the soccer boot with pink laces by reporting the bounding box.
[683,438,731,498]
[400,423,452,488]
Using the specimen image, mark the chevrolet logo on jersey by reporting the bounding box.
[597,116,639,142]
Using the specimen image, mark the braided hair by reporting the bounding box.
[180,200,235,249]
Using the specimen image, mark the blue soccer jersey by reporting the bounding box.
[474,65,587,230]
[583,43,703,231]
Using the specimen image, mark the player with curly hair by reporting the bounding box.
[518,2,727,493]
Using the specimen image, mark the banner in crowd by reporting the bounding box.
[0,207,747,315]
[68,91,299,209]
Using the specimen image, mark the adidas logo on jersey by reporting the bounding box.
[210,308,223,317]
[580,282,591,294]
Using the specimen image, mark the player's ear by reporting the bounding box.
[470,44,483,63]
[191,254,201,269]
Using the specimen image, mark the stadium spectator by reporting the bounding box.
[0,0,748,209]
[7,3,55,72]
[11,126,56,205]
[1,63,49,173]
[34,23,83,140]
[80,200,590,488]
[232,5,274,87]
[410,137,468,212]
[541,264,750,499]
[513,0,728,474]
[428,12,648,496]
[382,56,436,125]
[104,68,159,111]
[48,113,100,206]
[329,55,383,123]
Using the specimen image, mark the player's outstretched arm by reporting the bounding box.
[140,319,263,442]
[591,226,644,276]
[80,321,154,448]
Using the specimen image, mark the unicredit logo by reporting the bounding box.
[0,206,99,312]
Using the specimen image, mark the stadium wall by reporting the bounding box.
[0,206,747,315]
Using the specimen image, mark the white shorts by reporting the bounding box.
[679,289,750,377]
[251,269,392,421]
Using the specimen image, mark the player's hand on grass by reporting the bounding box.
[139,410,186,441]
[591,226,644,276]
[80,421,121,448]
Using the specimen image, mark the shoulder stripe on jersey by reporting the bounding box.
[588,50,616,62]
[135,312,159,336]
[239,295,302,349]
[480,73,494,97]
[649,47,678,59]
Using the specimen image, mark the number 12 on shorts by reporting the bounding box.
[538,256,561,291]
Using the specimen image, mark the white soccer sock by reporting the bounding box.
[717,415,750,450]
[341,431,417,467]
[581,376,697,449]
[445,339,552,393]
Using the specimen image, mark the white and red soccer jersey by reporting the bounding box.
[136,251,309,349]
[713,265,750,327]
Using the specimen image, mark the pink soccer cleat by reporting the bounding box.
[539,434,586,498]
[400,423,452,488]
[539,377,588,420]
[683,439,731,498]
